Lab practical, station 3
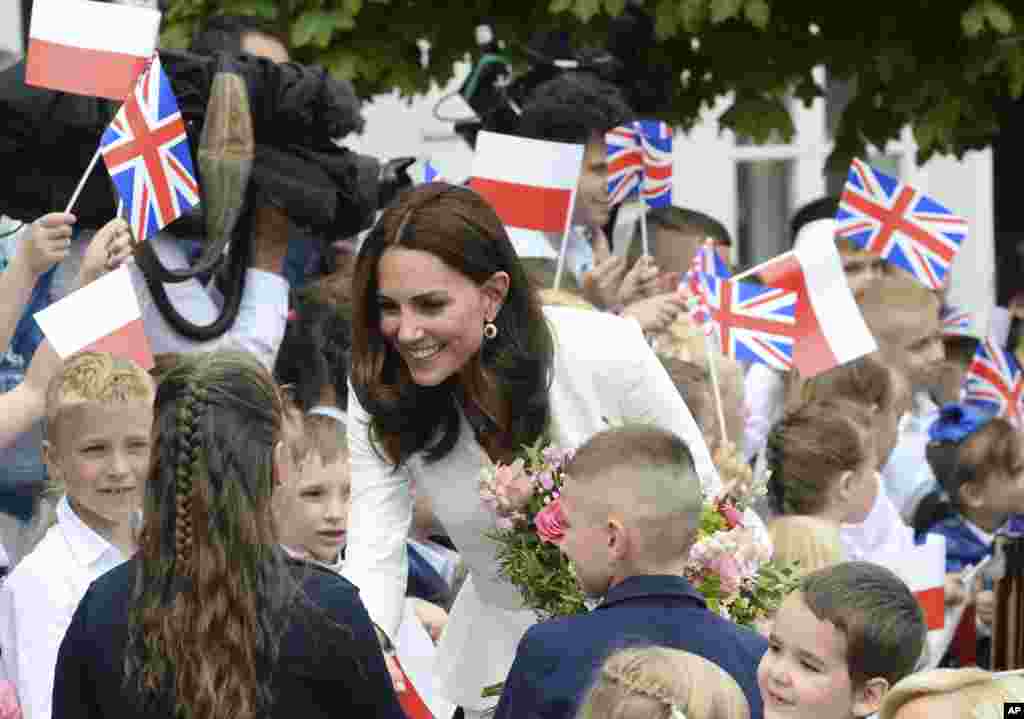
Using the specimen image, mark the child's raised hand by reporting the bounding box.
[16,212,76,277]
[944,572,966,606]
[78,218,135,288]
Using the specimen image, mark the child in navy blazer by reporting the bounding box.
[494,425,767,719]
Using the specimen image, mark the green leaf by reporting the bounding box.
[218,0,278,19]
[323,48,360,79]
[549,0,573,13]
[962,3,985,37]
[572,0,602,23]
[710,0,743,24]
[719,94,795,144]
[292,9,355,48]
[1007,45,1024,98]
[743,0,769,28]
[654,0,681,39]
[983,0,1015,34]
[679,0,708,33]
[604,0,627,18]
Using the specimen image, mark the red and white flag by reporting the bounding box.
[468,131,584,253]
[34,266,154,370]
[734,220,876,377]
[876,534,947,631]
[25,0,161,100]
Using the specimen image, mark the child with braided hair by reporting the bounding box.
[578,646,750,719]
[0,350,154,719]
[50,350,404,719]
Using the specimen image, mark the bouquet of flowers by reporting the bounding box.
[479,438,799,627]
[478,439,587,620]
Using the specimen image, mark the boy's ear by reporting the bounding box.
[851,677,889,718]
[606,517,630,563]
[959,479,986,509]
[836,470,856,501]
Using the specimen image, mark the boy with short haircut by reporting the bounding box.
[857,275,947,520]
[758,561,927,719]
[0,351,154,719]
[494,424,768,719]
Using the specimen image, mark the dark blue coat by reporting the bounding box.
[926,515,994,574]
[493,574,768,719]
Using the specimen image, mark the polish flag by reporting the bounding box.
[877,534,947,631]
[468,131,584,253]
[734,220,876,377]
[34,266,154,370]
[26,0,161,101]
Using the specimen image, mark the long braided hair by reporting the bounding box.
[124,351,297,719]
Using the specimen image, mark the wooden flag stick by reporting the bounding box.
[704,330,729,449]
[640,209,650,257]
[552,187,580,291]
[65,147,101,215]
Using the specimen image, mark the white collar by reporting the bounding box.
[281,543,344,573]
[57,495,124,568]
[309,405,347,425]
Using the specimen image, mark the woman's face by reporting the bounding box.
[376,247,507,387]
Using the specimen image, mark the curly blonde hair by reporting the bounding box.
[577,646,749,719]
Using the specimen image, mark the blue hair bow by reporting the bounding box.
[928,403,994,445]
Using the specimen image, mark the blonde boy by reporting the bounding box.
[0,351,154,719]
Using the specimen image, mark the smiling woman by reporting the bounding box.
[345,183,722,714]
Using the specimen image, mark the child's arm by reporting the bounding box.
[0,222,133,448]
[0,213,75,354]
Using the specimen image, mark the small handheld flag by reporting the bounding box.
[700,273,798,371]
[940,304,973,337]
[963,337,1024,428]
[637,120,673,209]
[606,124,643,206]
[33,266,153,369]
[100,56,200,244]
[26,0,160,100]
[836,158,967,290]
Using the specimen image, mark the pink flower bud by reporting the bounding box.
[535,498,566,545]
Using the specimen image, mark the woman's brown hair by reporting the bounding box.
[350,183,554,467]
[800,355,895,414]
[766,399,874,515]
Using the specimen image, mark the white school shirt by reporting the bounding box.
[881,392,940,521]
[0,496,127,719]
[840,474,917,562]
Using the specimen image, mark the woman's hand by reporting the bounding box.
[13,212,76,278]
[622,293,687,333]
[77,218,135,288]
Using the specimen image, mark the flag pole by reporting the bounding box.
[640,208,650,257]
[65,148,102,215]
[553,187,580,292]
[704,330,729,449]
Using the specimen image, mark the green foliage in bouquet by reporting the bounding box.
[489,525,588,621]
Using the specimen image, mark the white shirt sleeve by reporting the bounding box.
[0,559,67,719]
[129,234,289,370]
[341,382,414,641]
[743,363,786,461]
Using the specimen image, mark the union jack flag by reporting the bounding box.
[963,338,1024,428]
[835,158,966,290]
[638,120,673,209]
[700,273,798,371]
[100,56,200,243]
[685,241,731,331]
[940,304,973,336]
[606,123,643,206]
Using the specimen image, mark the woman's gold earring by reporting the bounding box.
[483,321,498,340]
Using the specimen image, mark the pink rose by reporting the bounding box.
[0,681,21,719]
[710,553,743,596]
[535,498,566,545]
[494,459,533,512]
[718,501,744,530]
